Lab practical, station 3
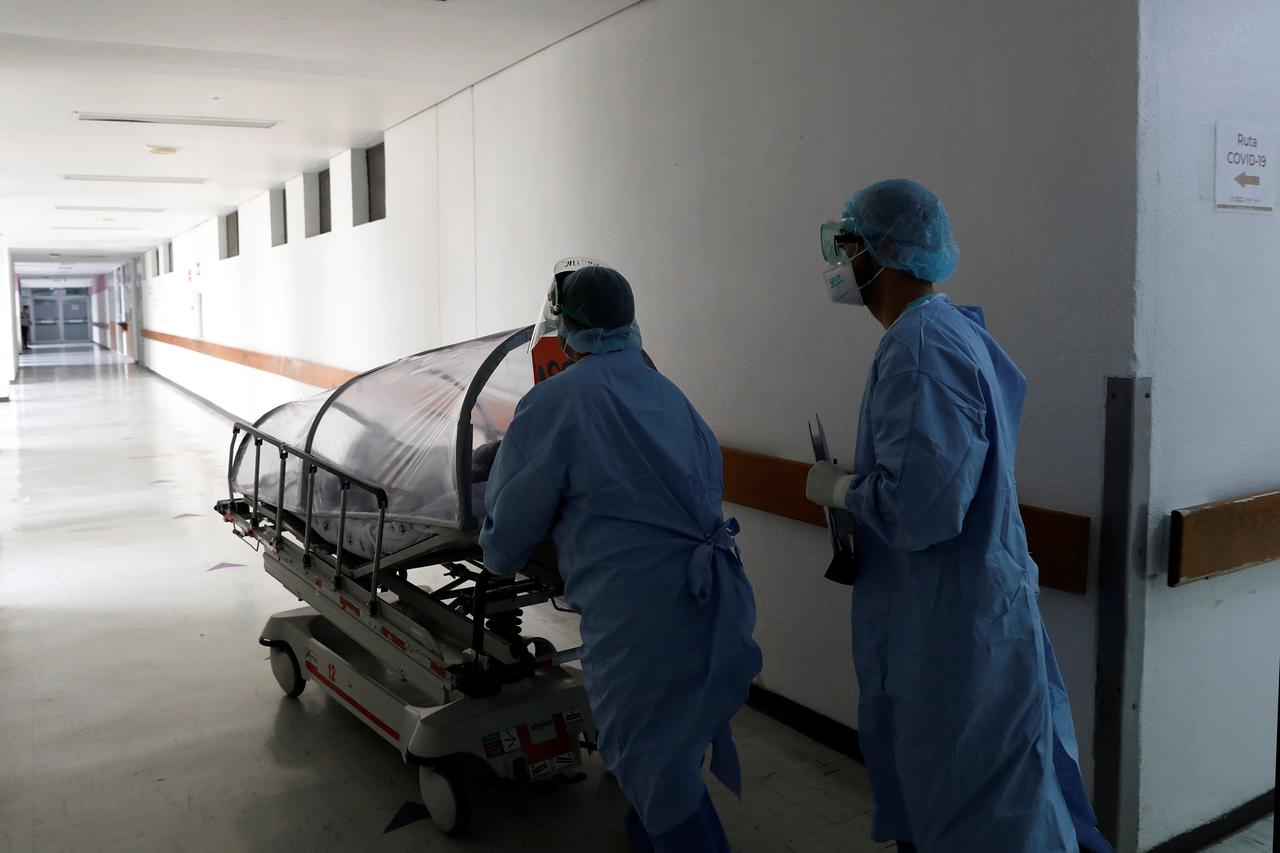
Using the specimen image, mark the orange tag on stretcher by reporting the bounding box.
[532,337,572,385]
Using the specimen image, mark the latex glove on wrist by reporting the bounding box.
[806,462,855,509]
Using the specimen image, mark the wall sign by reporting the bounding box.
[1216,122,1274,213]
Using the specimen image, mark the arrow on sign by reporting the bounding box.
[1235,172,1261,187]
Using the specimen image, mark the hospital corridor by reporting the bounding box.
[0,2,1277,853]
[1,344,883,852]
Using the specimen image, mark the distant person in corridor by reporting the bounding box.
[805,179,1113,853]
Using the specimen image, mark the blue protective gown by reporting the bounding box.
[844,296,1112,853]
[479,348,763,837]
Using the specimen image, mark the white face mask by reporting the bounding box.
[822,247,883,306]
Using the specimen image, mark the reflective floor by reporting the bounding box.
[0,347,885,852]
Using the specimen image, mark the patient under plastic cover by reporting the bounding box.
[231,330,531,559]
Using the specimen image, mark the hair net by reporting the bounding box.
[560,265,636,330]
[558,265,643,354]
[841,178,960,283]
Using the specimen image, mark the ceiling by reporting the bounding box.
[1,0,636,276]
[17,261,121,277]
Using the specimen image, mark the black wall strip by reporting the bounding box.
[1144,790,1274,853]
[746,685,865,765]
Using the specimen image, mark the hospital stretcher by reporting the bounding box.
[213,327,594,835]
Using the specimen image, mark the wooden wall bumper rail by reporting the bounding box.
[143,329,358,389]
[1170,490,1280,586]
[721,448,1092,595]
[144,327,1093,594]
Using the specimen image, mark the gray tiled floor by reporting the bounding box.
[0,348,883,852]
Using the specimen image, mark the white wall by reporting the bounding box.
[142,0,1141,794]
[1135,0,1280,846]
[438,93,477,345]
[142,111,442,421]
[458,0,1139,772]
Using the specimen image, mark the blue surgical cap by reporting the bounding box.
[560,265,643,354]
[842,178,960,283]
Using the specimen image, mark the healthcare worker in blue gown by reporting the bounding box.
[805,180,1113,853]
[480,262,763,852]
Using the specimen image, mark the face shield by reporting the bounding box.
[530,256,607,349]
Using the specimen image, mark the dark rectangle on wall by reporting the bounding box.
[1169,488,1280,585]
[367,142,386,222]
[318,169,332,235]
[721,447,1092,595]
[268,187,288,247]
[226,210,240,258]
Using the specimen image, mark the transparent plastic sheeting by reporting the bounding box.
[231,329,531,559]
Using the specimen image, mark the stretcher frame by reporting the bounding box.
[213,328,595,835]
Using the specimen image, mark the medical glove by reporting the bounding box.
[806,461,855,509]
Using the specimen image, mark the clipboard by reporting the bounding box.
[809,414,859,586]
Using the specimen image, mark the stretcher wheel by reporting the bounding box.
[269,646,305,697]
[528,637,556,658]
[420,763,470,835]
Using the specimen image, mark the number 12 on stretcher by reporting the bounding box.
[809,414,859,586]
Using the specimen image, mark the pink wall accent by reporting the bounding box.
[90,274,108,295]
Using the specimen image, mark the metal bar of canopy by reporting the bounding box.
[227,421,391,572]
[251,438,262,523]
[274,447,287,550]
[226,425,240,506]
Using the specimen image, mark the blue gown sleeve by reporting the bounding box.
[478,403,568,576]
[845,359,989,552]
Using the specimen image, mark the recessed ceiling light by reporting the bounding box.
[56,205,167,213]
[74,111,277,129]
[64,174,206,184]
[53,226,141,231]
[96,216,116,222]
[147,145,179,155]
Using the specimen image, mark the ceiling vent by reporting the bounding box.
[75,111,277,129]
[56,205,167,213]
[64,174,206,184]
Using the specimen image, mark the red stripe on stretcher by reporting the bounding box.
[305,660,400,742]
[339,596,361,617]
[429,661,448,680]
[517,714,572,763]
[380,627,407,651]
